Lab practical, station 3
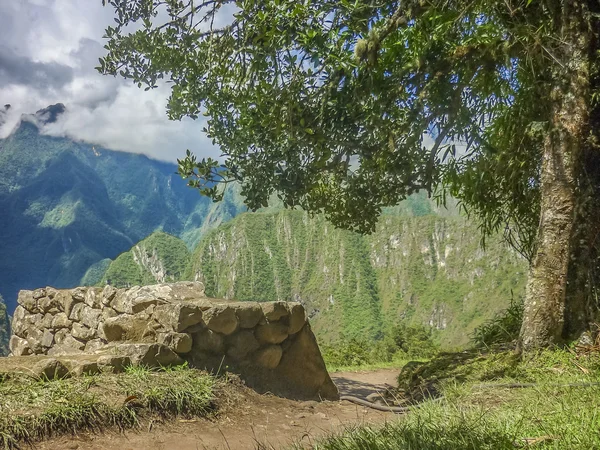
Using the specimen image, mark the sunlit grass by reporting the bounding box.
[0,363,215,449]
[309,348,600,450]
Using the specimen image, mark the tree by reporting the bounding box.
[99,0,600,349]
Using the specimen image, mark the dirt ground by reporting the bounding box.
[36,368,403,450]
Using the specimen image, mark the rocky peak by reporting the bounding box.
[33,103,66,125]
[0,104,11,127]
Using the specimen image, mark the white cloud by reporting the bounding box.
[0,0,220,162]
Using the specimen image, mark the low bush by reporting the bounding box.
[322,324,439,370]
[470,294,524,348]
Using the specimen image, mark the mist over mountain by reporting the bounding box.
[0,106,245,317]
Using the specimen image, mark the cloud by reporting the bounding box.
[0,0,220,162]
[0,47,73,89]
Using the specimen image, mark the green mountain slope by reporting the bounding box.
[0,295,9,355]
[0,112,245,318]
[187,209,527,347]
[100,232,191,287]
[92,193,526,348]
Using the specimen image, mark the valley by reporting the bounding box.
[76,198,527,349]
[0,109,245,321]
[0,107,527,353]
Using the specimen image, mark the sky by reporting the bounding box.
[0,0,220,162]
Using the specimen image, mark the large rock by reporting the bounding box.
[25,327,44,354]
[287,303,307,334]
[112,282,206,314]
[51,312,72,329]
[85,339,107,353]
[255,323,289,344]
[108,343,183,368]
[261,302,289,321]
[72,322,96,341]
[47,335,85,356]
[101,315,154,342]
[84,288,103,309]
[63,292,83,317]
[32,358,69,380]
[254,345,283,369]
[80,307,103,329]
[54,328,69,344]
[158,332,193,354]
[9,335,31,356]
[17,290,37,313]
[39,295,63,313]
[274,325,338,400]
[233,302,264,328]
[193,329,225,354]
[32,288,47,300]
[153,303,204,332]
[96,355,132,373]
[10,306,28,336]
[69,303,87,322]
[112,285,168,314]
[41,329,55,348]
[102,285,118,306]
[226,330,260,360]
[69,360,100,377]
[203,305,238,335]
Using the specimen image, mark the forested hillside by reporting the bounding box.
[0,106,527,351]
[100,232,190,287]
[189,210,527,347]
[0,107,246,315]
[95,194,527,348]
[0,296,9,355]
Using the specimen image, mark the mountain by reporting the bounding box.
[0,104,10,128]
[0,296,8,355]
[0,105,246,317]
[0,105,528,351]
[95,193,527,348]
[188,209,527,348]
[100,231,191,287]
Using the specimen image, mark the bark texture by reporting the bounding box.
[563,0,600,339]
[519,2,591,349]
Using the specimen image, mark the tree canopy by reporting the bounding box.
[99,0,600,349]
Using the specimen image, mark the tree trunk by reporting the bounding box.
[519,3,591,350]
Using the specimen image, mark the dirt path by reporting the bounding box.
[37,368,403,450]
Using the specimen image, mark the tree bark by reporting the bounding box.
[519,3,591,350]
[562,148,600,340]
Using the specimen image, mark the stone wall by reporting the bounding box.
[8,282,338,400]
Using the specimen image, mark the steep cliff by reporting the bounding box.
[187,210,527,347]
[0,296,9,355]
[100,232,191,287]
[84,193,527,348]
[0,116,245,313]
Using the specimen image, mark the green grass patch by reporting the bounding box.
[310,348,600,449]
[327,359,417,374]
[0,364,215,449]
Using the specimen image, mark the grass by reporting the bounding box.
[306,347,600,449]
[327,358,416,373]
[0,363,215,449]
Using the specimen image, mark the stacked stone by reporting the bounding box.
[193,300,307,370]
[6,281,338,400]
[9,282,307,373]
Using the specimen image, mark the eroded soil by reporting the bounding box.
[36,368,403,450]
